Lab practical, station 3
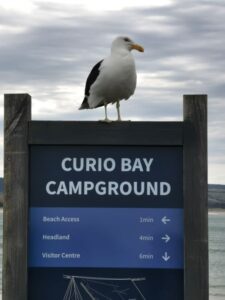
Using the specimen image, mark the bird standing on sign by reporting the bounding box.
[79,36,144,122]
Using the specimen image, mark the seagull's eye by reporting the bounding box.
[124,37,130,42]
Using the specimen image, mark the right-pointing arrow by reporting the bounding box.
[161,234,171,243]
[162,252,171,262]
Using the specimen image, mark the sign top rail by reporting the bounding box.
[28,121,183,145]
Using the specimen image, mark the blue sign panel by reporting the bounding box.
[28,146,183,300]
[29,207,183,268]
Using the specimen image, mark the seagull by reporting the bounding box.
[79,36,144,122]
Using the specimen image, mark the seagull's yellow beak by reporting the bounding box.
[131,43,144,52]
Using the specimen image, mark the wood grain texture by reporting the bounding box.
[183,95,208,300]
[28,121,183,145]
[3,94,31,300]
[2,93,208,300]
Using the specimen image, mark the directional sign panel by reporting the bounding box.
[29,207,183,268]
[28,145,184,300]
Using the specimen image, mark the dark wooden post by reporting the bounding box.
[183,95,208,300]
[2,93,208,300]
[3,94,31,300]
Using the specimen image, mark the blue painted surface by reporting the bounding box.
[29,207,183,268]
[28,145,184,299]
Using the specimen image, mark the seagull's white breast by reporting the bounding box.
[88,53,137,108]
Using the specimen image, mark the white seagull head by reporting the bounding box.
[111,36,144,54]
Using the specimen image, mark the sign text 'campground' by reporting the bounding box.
[46,157,171,196]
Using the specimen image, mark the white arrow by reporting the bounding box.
[162,252,171,262]
[161,216,171,225]
[161,234,171,243]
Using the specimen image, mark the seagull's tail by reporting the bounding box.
[79,96,90,110]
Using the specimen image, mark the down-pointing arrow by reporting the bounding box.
[162,252,171,262]
[161,234,171,243]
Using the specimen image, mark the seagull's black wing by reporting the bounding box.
[85,59,104,97]
[79,59,104,109]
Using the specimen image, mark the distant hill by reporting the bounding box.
[0,177,3,193]
[0,178,224,209]
[208,184,225,209]
[0,178,3,206]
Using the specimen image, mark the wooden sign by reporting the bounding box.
[3,94,208,300]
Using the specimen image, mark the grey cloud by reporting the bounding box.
[0,0,225,182]
[1,1,224,88]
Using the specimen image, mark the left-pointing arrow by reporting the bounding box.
[162,252,171,262]
[161,216,171,224]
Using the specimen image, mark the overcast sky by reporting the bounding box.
[0,0,225,184]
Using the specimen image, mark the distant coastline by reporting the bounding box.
[208,208,225,214]
[208,184,225,209]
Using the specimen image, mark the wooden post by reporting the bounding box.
[3,94,31,300]
[2,93,208,299]
[183,95,208,300]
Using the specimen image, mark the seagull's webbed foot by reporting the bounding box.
[115,118,131,122]
[99,118,112,123]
